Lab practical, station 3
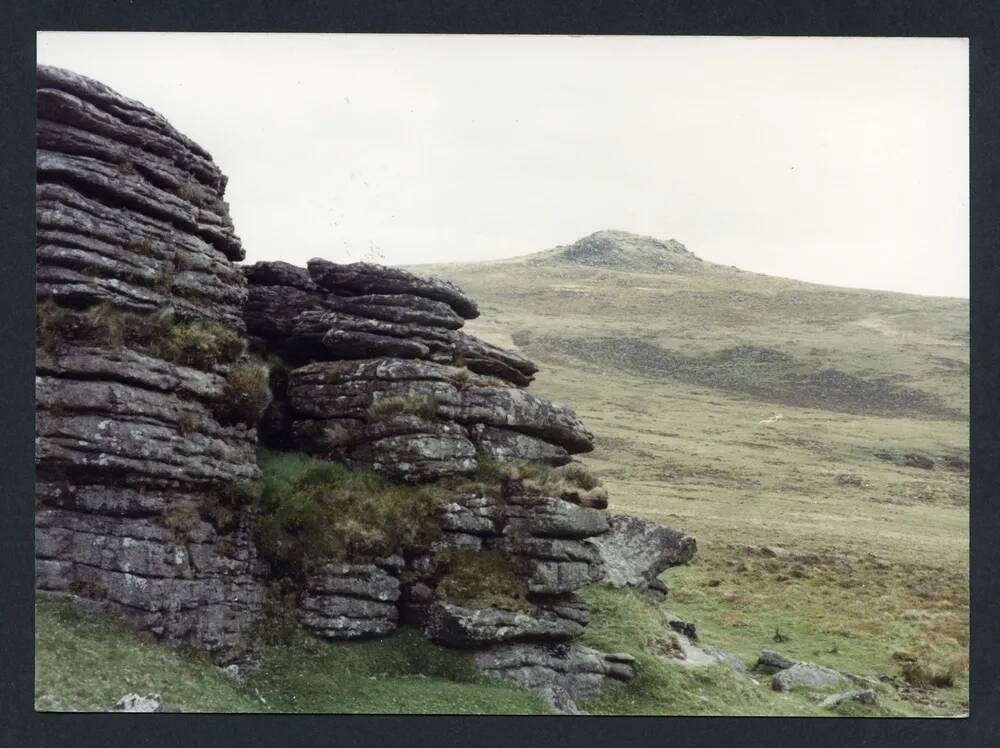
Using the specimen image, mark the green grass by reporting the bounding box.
[576,583,957,717]
[35,599,553,714]
[254,450,447,568]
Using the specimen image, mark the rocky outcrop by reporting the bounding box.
[591,513,697,596]
[272,354,590,483]
[34,65,263,651]
[298,558,403,640]
[475,644,636,701]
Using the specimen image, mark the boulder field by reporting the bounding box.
[33,66,697,710]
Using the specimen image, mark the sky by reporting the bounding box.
[37,33,969,298]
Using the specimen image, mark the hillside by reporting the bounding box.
[409,230,970,715]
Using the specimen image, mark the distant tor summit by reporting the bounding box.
[550,230,704,272]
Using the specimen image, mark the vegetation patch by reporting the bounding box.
[367,394,440,420]
[434,549,533,613]
[37,301,245,371]
[254,450,446,572]
[214,363,272,427]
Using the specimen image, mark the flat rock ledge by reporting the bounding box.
[277,357,592,483]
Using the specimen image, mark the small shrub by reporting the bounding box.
[126,237,157,257]
[173,252,193,272]
[161,504,202,536]
[367,394,440,420]
[200,481,262,533]
[153,271,175,295]
[215,363,272,427]
[67,579,108,600]
[435,549,533,613]
[899,653,967,689]
[176,412,201,435]
[162,322,244,370]
[450,368,510,390]
[175,181,201,203]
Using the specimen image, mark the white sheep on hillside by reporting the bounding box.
[758,413,784,425]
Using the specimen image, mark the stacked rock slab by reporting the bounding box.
[407,490,636,702]
[245,260,593,482]
[34,65,264,650]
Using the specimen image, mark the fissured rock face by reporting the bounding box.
[246,261,593,482]
[34,65,263,651]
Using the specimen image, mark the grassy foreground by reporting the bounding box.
[34,599,554,714]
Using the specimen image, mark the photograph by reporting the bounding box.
[32,31,969,717]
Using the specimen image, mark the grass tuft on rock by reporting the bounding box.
[254,450,446,570]
[215,363,272,427]
[37,301,245,371]
[367,394,440,420]
[434,549,533,613]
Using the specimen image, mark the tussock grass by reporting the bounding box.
[434,549,533,613]
[367,394,440,420]
[215,363,272,426]
[37,301,244,371]
[254,451,446,570]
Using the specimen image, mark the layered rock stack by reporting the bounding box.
[244,260,594,481]
[243,258,647,704]
[33,66,700,711]
[34,66,265,650]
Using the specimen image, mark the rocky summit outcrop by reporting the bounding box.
[34,66,265,651]
[246,260,591,483]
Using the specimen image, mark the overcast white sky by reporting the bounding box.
[38,33,968,298]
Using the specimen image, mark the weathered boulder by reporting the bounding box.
[819,689,878,708]
[591,513,696,594]
[475,643,636,700]
[772,662,851,692]
[111,693,163,713]
[298,559,403,640]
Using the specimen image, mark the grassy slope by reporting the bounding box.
[411,234,969,716]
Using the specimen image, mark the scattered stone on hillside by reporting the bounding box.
[702,645,749,674]
[111,693,163,713]
[475,643,636,700]
[903,453,935,470]
[591,513,696,594]
[556,229,702,272]
[772,662,851,692]
[756,650,797,671]
[819,689,878,709]
[298,560,402,640]
[667,617,698,641]
[34,65,263,651]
